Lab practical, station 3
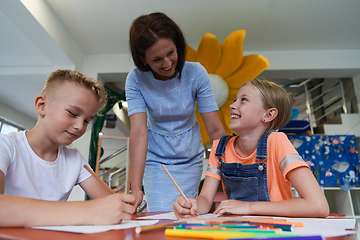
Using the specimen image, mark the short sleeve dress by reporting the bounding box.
[125,61,218,211]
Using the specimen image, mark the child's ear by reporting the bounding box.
[34,95,47,117]
[263,108,278,122]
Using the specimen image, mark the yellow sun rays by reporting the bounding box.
[187,30,270,145]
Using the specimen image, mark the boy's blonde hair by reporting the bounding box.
[41,69,107,113]
[245,78,291,131]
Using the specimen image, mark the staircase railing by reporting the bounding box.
[284,78,349,134]
[96,135,129,192]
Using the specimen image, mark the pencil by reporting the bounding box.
[83,164,114,195]
[135,222,175,234]
[162,164,190,203]
[165,228,255,239]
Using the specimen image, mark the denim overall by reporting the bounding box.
[215,132,272,202]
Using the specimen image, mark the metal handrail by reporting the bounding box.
[98,159,126,178]
[99,146,127,164]
[339,79,348,114]
[284,78,348,134]
[314,103,343,123]
[311,95,341,114]
[96,143,129,191]
[310,83,340,104]
[108,167,126,187]
[304,83,314,134]
[307,81,325,94]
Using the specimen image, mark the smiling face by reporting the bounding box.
[228,83,268,134]
[140,38,178,80]
[43,81,98,146]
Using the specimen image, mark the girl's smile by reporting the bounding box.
[229,83,267,132]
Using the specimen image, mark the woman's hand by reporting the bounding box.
[213,199,251,215]
[131,189,144,209]
[129,113,148,210]
[173,196,199,219]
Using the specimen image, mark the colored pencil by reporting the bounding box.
[231,236,323,240]
[174,223,258,229]
[165,228,255,239]
[135,222,176,234]
[162,164,190,203]
[180,218,303,228]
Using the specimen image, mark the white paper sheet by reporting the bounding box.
[136,211,178,220]
[31,220,159,234]
[135,211,220,220]
[289,217,357,238]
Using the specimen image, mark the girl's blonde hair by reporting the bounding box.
[246,78,292,131]
[41,69,107,114]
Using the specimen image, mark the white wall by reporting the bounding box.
[0,101,36,130]
[81,54,134,79]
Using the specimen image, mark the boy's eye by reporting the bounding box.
[241,97,247,101]
[84,120,90,124]
[68,111,76,117]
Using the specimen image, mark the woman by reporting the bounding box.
[125,12,225,211]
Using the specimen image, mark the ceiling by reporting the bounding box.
[1,0,360,124]
[47,0,360,54]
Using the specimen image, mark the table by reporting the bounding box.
[0,212,357,240]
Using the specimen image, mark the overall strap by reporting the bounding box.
[255,131,273,160]
[215,135,235,158]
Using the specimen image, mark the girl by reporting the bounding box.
[173,79,329,218]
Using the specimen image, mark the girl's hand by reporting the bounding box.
[214,199,251,215]
[173,196,199,219]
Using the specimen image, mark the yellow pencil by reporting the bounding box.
[83,164,114,195]
[162,164,190,203]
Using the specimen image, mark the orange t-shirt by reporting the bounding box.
[206,132,309,201]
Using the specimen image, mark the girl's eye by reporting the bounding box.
[153,58,160,62]
[241,97,247,102]
[84,120,90,124]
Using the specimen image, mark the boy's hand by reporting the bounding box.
[213,199,251,215]
[173,196,198,219]
[89,193,136,225]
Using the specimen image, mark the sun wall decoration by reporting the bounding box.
[186,30,270,145]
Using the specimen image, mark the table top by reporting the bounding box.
[0,212,357,240]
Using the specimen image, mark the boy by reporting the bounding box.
[0,69,135,227]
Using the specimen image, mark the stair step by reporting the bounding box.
[339,113,360,129]
[324,113,360,136]
[324,114,342,124]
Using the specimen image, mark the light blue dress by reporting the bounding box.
[125,61,218,211]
